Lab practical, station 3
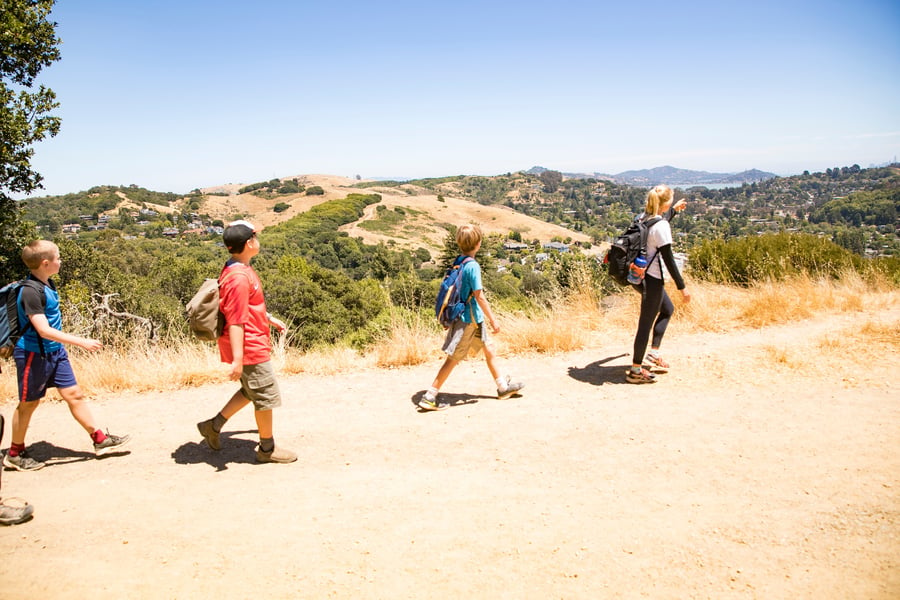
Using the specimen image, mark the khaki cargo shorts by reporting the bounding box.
[441,319,493,362]
[239,361,282,410]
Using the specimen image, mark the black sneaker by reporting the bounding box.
[94,432,131,456]
[2,451,45,472]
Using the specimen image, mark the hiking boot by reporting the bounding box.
[3,451,45,472]
[497,376,525,400]
[256,446,297,464]
[197,419,221,451]
[417,396,448,411]
[625,368,656,384]
[94,432,131,456]
[0,498,34,526]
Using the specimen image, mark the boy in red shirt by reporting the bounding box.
[196,221,296,463]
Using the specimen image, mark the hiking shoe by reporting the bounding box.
[94,432,131,456]
[197,419,221,451]
[256,446,297,464]
[497,377,525,400]
[0,498,34,526]
[643,353,670,373]
[417,396,448,411]
[3,451,45,472]
[626,368,657,384]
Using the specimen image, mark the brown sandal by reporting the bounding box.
[625,368,656,384]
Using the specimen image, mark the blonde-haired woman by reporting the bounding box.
[628,185,691,383]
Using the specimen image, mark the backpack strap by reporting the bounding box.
[458,257,476,318]
[641,216,664,282]
[18,279,47,357]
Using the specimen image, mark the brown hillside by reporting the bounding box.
[192,174,590,253]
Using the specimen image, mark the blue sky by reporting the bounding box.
[23,0,900,196]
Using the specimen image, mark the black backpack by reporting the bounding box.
[0,278,45,358]
[604,215,662,286]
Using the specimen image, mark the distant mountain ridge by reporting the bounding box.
[527,165,777,186]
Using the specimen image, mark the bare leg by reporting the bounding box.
[429,356,459,391]
[254,409,273,439]
[11,400,42,445]
[57,386,99,435]
[220,389,251,420]
[482,344,502,382]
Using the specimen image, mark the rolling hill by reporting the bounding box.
[196,174,592,253]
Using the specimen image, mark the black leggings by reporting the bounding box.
[632,275,674,364]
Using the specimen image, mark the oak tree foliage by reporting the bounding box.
[0,0,62,280]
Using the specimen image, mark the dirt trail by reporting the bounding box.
[1,310,898,599]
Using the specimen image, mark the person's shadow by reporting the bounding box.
[410,391,494,412]
[567,354,630,386]
[5,441,101,468]
[171,430,259,472]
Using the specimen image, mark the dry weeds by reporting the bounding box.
[0,277,896,400]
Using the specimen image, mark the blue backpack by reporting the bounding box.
[0,279,44,359]
[435,256,474,327]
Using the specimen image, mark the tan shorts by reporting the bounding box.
[239,361,282,410]
[442,320,493,362]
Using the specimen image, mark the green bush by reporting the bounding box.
[689,232,868,285]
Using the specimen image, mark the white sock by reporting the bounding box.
[495,376,508,391]
[425,387,438,400]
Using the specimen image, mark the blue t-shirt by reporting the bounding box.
[459,258,485,325]
[16,276,63,354]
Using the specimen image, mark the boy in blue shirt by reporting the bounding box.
[3,240,130,471]
[419,224,524,410]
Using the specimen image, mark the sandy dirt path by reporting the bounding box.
[1,311,898,599]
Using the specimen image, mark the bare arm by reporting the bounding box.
[28,313,102,351]
[472,289,499,334]
[228,324,245,380]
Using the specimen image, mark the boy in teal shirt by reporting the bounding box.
[419,224,524,410]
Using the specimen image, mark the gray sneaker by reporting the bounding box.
[197,419,221,451]
[3,451,45,472]
[417,396,448,411]
[256,446,297,464]
[93,432,131,456]
[497,377,525,400]
[0,498,34,526]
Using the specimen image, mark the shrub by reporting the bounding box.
[689,232,867,285]
[306,186,325,196]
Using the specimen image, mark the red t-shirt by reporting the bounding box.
[217,263,271,365]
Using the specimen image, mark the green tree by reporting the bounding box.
[0,0,62,280]
[539,170,563,193]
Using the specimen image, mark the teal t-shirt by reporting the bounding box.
[459,258,484,325]
[16,276,63,354]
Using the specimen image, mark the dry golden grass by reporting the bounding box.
[369,311,441,368]
[502,286,605,354]
[0,275,895,401]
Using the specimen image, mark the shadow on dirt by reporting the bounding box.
[567,354,630,386]
[171,429,259,472]
[3,440,100,469]
[410,390,496,412]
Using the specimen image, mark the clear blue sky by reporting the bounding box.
[24,0,900,196]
